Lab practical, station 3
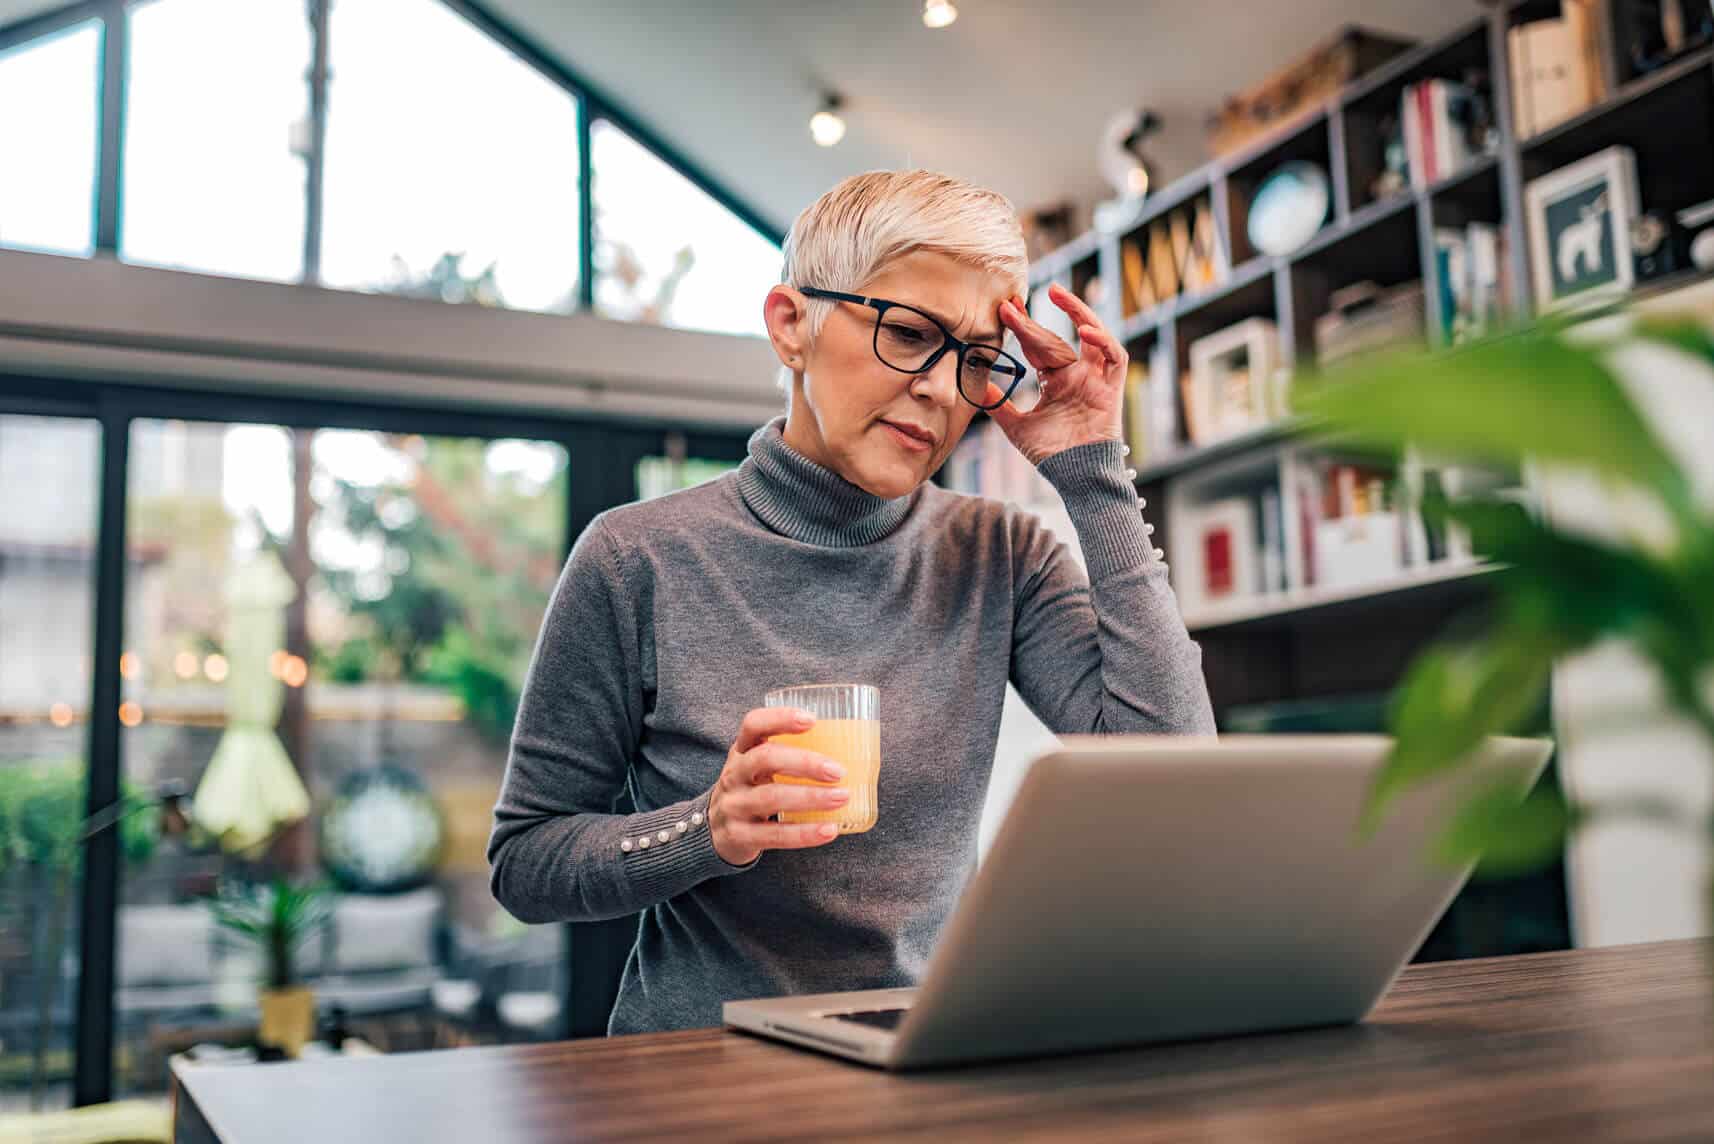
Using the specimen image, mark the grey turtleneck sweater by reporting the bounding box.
[488,418,1214,1034]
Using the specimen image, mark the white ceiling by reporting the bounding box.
[489,0,1488,236]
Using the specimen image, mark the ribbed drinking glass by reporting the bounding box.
[763,683,881,834]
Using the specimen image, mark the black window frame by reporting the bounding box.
[0,0,785,308]
[0,369,750,1104]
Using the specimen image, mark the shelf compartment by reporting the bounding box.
[1426,153,1504,225]
[1116,183,1225,324]
[1221,110,1337,266]
[1519,47,1714,217]
[1342,17,1496,213]
[1288,202,1426,367]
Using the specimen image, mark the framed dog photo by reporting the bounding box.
[1524,145,1641,313]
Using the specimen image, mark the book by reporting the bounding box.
[1402,83,1425,189]
[1120,241,1152,314]
[1435,228,1465,342]
[1147,221,1179,303]
[1434,222,1505,343]
[1260,487,1285,594]
[1124,360,1150,464]
[1401,78,1485,189]
[1187,497,1259,604]
[1418,82,1437,185]
[1148,348,1180,456]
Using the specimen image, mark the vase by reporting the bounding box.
[258,985,316,1057]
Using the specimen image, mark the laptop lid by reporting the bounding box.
[887,734,1553,1067]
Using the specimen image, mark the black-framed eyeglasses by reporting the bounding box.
[801,287,1029,411]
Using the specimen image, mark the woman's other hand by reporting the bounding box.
[708,707,849,866]
[991,282,1126,465]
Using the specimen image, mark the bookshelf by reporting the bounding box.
[1019,5,1714,663]
[995,2,1714,960]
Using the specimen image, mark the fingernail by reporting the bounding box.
[822,763,845,781]
[818,824,839,839]
[828,788,851,803]
[795,708,815,722]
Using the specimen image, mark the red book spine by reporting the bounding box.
[1417,83,1437,184]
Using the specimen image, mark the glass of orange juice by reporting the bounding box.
[764,683,880,834]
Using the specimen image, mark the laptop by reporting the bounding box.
[723,733,1554,1070]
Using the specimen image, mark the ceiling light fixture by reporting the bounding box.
[923,0,958,29]
[810,94,846,147]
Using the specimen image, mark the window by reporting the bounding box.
[121,0,312,282]
[115,419,568,1093]
[592,119,780,336]
[320,0,581,313]
[0,414,103,1114]
[0,21,100,257]
[635,432,742,501]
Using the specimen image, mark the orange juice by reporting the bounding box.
[768,718,881,833]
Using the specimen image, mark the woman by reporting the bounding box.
[489,170,1214,1034]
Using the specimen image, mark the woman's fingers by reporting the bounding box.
[1049,281,1104,331]
[983,382,1026,433]
[999,298,1079,372]
[731,705,813,754]
[1077,323,1126,371]
[726,821,842,851]
[738,742,845,786]
[732,781,851,820]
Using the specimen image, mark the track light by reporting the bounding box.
[810,94,846,147]
[923,0,958,29]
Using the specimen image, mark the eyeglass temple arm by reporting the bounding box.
[799,288,870,306]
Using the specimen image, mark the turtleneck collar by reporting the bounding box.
[734,417,919,547]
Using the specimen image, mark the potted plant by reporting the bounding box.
[1295,311,1714,929]
[208,876,334,1057]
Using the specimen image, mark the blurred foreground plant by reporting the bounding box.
[1296,313,1714,918]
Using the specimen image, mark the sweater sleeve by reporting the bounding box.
[1008,439,1217,736]
[488,518,752,924]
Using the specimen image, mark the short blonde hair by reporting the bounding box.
[781,169,1029,346]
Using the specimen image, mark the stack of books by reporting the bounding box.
[1295,458,1407,590]
[1400,77,1490,189]
[1434,222,1508,343]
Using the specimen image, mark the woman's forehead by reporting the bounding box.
[859,253,1014,338]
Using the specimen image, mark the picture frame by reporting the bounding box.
[1524,144,1641,312]
[1185,317,1279,445]
[1180,497,1260,612]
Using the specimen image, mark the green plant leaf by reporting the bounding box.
[1433,773,1575,876]
[1295,328,1686,503]
[1630,316,1714,365]
[1445,498,1711,652]
[1368,636,1555,827]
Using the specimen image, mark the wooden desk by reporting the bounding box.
[173,939,1713,1142]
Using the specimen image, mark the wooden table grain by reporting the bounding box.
[173,939,1714,1143]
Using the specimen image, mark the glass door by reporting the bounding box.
[0,413,104,1115]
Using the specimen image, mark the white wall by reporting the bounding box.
[1546,279,1714,947]
[976,496,1085,857]
[0,248,785,427]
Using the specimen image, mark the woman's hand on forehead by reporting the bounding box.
[989,283,1127,466]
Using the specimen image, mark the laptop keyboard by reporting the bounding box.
[829,1007,910,1030]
